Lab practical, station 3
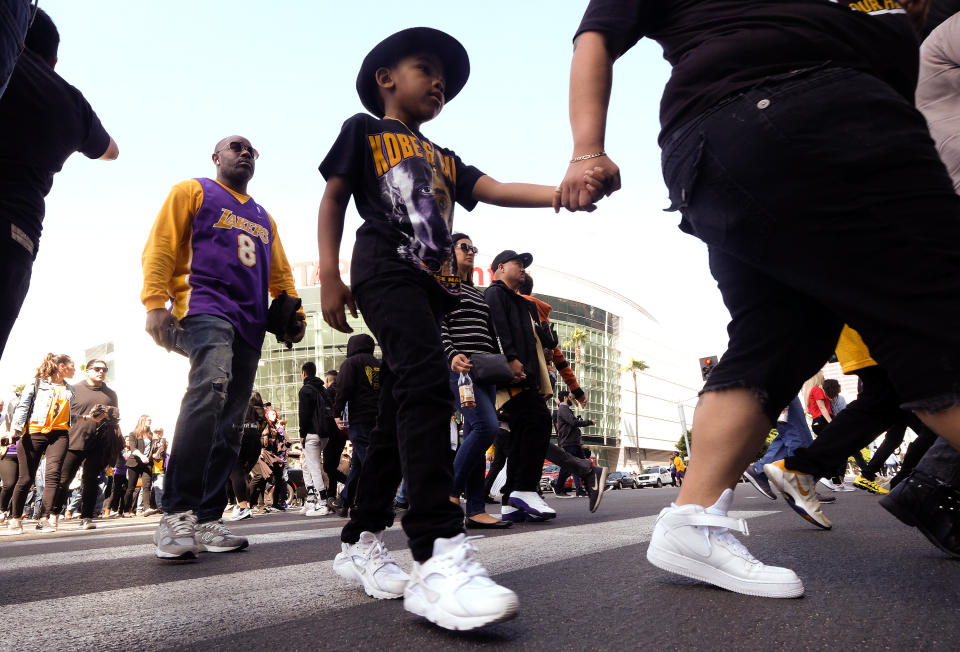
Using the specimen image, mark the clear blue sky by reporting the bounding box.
[0,1,731,393]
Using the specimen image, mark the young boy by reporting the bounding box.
[316,27,603,631]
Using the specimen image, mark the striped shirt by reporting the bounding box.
[441,283,499,364]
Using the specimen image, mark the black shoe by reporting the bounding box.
[742,466,777,501]
[880,470,960,557]
[466,516,512,529]
[586,467,608,513]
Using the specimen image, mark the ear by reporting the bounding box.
[212,152,220,166]
[375,66,395,91]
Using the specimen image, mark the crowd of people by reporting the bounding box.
[4,0,960,637]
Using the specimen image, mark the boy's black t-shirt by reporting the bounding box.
[319,113,485,296]
[576,0,919,143]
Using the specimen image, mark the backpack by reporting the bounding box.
[315,384,340,439]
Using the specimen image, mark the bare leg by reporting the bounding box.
[676,389,771,507]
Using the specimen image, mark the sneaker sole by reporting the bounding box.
[646,542,804,598]
[332,554,404,600]
[155,548,198,560]
[742,471,777,501]
[403,587,519,630]
[198,541,249,553]
[508,496,556,520]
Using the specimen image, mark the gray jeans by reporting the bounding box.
[300,433,327,497]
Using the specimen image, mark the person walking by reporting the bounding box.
[553,389,595,498]
[52,359,120,530]
[3,353,75,535]
[298,361,332,516]
[141,134,304,559]
[123,415,158,517]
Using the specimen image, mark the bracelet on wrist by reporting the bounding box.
[570,151,606,163]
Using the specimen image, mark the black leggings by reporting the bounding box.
[11,430,68,519]
[107,474,128,513]
[123,464,155,512]
[0,453,18,512]
[322,435,348,493]
[229,434,262,505]
[55,448,107,519]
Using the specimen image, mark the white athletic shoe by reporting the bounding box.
[766,460,833,529]
[305,504,330,517]
[0,521,23,536]
[154,511,199,560]
[507,491,556,520]
[229,507,252,522]
[299,502,312,515]
[646,489,804,598]
[404,533,519,630]
[333,531,410,599]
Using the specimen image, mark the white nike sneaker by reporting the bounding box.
[305,503,330,517]
[333,531,410,599]
[507,491,556,520]
[404,533,519,630]
[646,489,804,598]
[766,460,832,529]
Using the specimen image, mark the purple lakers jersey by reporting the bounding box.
[178,178,272,349]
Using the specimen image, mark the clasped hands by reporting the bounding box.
[552,156,621,213]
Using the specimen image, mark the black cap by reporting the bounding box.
[490,249,533,272]
[356,27,470,118]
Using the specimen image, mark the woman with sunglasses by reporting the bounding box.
[3,353,75,535]
[442,234,511,529]
[52,359,119,530]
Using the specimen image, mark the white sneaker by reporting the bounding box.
[229,507,252,522]
[646,489,804,598]
[404,533,519,630]
[305,504,330,517]
[507,491,556,520]
[154,511,199,560]
[299,502,312,515]
[333,531,410,599]
[766,461,832,529]
[0,521,23,536]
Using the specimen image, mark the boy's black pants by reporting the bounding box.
[341,272,463,562]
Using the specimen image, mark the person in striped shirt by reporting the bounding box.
[441,233,510,529]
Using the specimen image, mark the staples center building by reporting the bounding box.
[253,256,702,471]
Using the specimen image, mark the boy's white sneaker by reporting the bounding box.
[333,530,409,599]
[404,533,519,631]
[305,503,330,517]
[646,489,804,598]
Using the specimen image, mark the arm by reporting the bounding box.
[333,362,354,417]
[141,181,200,350]
[816,399,832,423]
[559,31,622,211]
[317,176,357,333]
[267,216,306,343]
[11,382,35,435]
[440,313,472,373]
[551,348,587,405]
[472,174,603,213]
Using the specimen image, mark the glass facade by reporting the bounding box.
[537,294,622,468]
[255,286,379,440]
[255,287,622,467]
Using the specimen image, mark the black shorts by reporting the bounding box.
[662,67,960,421]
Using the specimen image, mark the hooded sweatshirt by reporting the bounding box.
[334,334,381,426]
[298,375,330,437]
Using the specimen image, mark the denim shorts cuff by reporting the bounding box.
[901,391,960,413]
[700,382,774,421]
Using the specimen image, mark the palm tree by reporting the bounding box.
[622,358,649,462]
[563,327,590,372]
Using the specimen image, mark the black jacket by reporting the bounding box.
[298,376,331,437]
[334,334,381,426]
[484,280,544,392]
[555,402,594,449]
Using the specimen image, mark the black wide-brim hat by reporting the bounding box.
[356,27,470,118]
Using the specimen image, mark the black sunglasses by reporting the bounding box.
[457,243,478,254]
[89,367,107,373]
[219,141,259,159]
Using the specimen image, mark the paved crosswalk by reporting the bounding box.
[0,503,778,652]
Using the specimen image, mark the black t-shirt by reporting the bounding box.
[0,50,111,249]
[576,0,919,143]
[319,113,484,296]
[67,381,119,451]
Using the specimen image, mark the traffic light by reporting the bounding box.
[699,356,717,381]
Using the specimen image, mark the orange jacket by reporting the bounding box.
[523,294,585,401]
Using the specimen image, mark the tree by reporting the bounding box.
[622,358,649,460]
[676,430,692,459]
[563,327,590,371]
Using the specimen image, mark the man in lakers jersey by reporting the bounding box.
[141,135,304,560]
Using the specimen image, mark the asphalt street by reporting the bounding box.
[1,485,957,651]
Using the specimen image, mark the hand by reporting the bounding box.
[897,0,930,31]
[334,418,345,428]
[509,359,526,383]
[285,312,307,344]
[320,275,356,333]
[451,354,472,374]
[577,394,589,408]
[554,157,621,213]
[145,308,181,351]
[92,405,108,422]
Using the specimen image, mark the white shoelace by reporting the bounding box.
[713,528,758,563]
[365,537,401,571]
[166,513,197,537]
[435,536,489,582]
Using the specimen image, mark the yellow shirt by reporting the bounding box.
[673,455,685,472]
[29,383,71,434]
[835,325,876,374]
